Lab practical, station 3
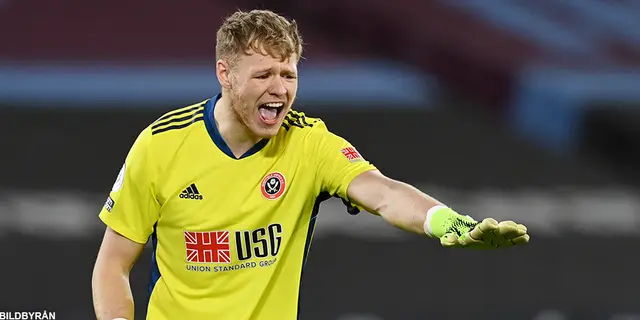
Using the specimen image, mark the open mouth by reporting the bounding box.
[258,102,285,124]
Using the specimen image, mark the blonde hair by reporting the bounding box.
[216,9,303,66]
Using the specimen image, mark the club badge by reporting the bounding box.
[261,172,286,200]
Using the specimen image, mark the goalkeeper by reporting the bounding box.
[92,9,528,320]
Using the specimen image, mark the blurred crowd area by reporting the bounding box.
[1,1,640,319]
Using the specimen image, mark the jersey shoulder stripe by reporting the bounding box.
[151,101,207,135]
[281,110,317,131]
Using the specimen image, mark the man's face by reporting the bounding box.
[226,50,298,139]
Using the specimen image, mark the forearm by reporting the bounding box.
[92,264,135,320]
[348,171,474,238]
[374,179,444,235]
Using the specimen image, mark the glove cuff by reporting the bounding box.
[423,205,476,238]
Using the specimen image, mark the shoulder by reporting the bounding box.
[281,109,329,137]
[278,110,344,159]
[133,99,209,162]
[149,100,208,136]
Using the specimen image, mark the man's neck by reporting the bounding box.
[213,96,262,158]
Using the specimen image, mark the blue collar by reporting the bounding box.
[203,94,269,160]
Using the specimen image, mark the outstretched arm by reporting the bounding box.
[346,170,529,248]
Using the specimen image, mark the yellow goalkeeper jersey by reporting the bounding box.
[98,94,376,320]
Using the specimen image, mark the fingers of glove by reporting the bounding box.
[469,218,498,241]
[498,222,529,242]
[510,234,530,245]
[497,233,530,247]
[517,224,528,235]
[494,220,520,238]
[457,232,484,247]
[441,227,530,249]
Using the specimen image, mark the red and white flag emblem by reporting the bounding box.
[184,230,231,263]
[340,147,363,162]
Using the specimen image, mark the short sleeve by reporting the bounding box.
[311,122,377,201]
[98,127,160,244]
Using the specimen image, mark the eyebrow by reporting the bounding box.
[253,67,272,74]
[253,68,297,75]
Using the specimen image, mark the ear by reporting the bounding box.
[216,59,232,89]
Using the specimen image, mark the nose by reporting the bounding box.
[268,76,287,97]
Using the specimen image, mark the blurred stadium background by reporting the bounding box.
[1,1,640,319]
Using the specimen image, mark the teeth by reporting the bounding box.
[264,102,284,108]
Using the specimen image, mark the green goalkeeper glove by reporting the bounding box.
[424,206,529,249]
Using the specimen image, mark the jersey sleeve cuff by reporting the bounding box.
[99,211,150,244]
[337,165,377,199]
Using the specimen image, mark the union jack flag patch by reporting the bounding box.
[341,147,363,162]
[184,230,231,263]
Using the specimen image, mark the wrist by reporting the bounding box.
[423,205,476,238]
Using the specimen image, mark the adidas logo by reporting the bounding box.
[179,183,203,200]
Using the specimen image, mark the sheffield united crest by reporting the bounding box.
[261,172,286,200]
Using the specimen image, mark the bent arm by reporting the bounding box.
[346,170,443,235]
[92,227,146,320]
